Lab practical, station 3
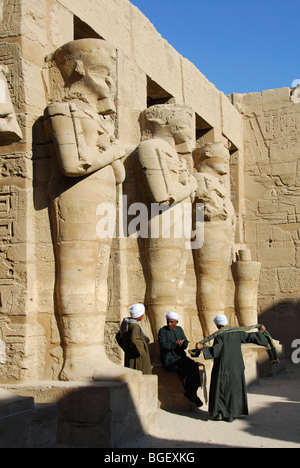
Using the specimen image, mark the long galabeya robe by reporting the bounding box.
[202,330,268,419]
[116,321,152,375]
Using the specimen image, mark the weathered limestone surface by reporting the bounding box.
[232,89,300,352]
[0,0,296,447]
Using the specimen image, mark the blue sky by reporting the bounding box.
[130,0,299,95]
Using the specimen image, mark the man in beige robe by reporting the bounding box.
[117,304,152,375]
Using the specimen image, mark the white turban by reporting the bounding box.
[129,303,145,319]
[214,314,228,326]
[165,311,179,322]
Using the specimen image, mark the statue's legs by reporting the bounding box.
[147,211,188,359]
[233,258,261,327]
[51,166,128,380]
[55,239,112,381]
[195,220,233,338]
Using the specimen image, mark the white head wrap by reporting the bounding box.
[129,303,145,319]
[214,314,228,326]
[165,311,179,322]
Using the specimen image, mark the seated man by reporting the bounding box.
[158,312,202,407]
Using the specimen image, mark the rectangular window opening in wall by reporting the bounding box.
[229,141,238,154]
[74,16,104,40]
[195,114,213,146]
[147,77,173,107]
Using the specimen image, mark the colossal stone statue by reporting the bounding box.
[193,142,236,337]
[44,39,125,381]
[136,104,197,357]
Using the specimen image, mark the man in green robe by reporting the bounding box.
[116,303,152,375]
[158,312,202,407]
[195,314,268,422]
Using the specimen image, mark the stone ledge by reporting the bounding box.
[0,389,34,448]
[1,373,158,448]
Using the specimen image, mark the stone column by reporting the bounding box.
[233,249,261,326]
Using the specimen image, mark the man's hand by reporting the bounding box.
[196,342,203,351]
[176,340,185,347]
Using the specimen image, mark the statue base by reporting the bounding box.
[244,340,285,377]
[152,364,193,411]
[0,373,158,448]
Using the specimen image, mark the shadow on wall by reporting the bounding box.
[55,378,147,448]
[5,374,156,448]
[259,299,300,358]
[32,116,51,212]
[246,361,300,447]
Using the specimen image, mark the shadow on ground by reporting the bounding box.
[119,362,300,448]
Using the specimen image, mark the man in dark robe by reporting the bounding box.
[158,312,202,407]
[196,314,268,422]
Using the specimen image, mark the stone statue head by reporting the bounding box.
[0,65,22,143]
[144,104,195,153]
[194,142,230,175]
[52,39,117,114]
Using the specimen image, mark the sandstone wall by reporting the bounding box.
[234,88,300,354]
[0,0,295,383]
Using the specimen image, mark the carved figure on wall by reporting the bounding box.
[193,142,236,338]
[44,39,125,381]
[0,65,22,144]
[136,104,197,358]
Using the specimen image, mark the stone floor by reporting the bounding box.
[120,361,300,448]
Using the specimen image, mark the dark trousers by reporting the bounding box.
[165,357,201,396]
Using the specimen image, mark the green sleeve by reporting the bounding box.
[241,331,269,347]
